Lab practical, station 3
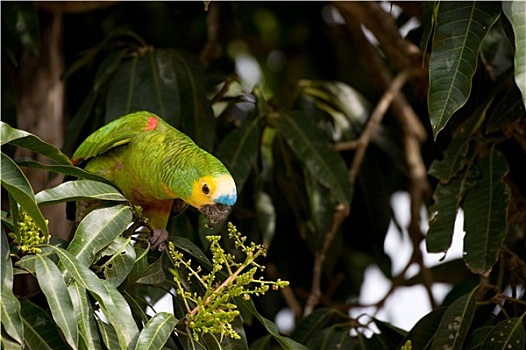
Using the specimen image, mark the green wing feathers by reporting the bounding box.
[71,111,155,164]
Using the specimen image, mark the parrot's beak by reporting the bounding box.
[199,204,231,226]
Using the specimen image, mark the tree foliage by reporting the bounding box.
[1,1,525,349]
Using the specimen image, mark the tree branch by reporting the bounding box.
[304,203,349,317]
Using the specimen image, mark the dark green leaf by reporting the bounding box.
[216,117,264,194]
[291,308,334,344]
[35,180,126,206]
[34,255,79,349]
[404,259,474,286]
[307,324,353,350]
[135,255,166,285]
[105,49,180,126]
[171,235,213,271]
[1,152,48,236]
[431,290,477,350]
[237,299,308,350]
[1,122,71,165]
[278,111,351,205]
[249,335,272,350]
[463,149,510,275]
[502,1,526,108]
[68,281,102,350]
[121,247,149,289]
[167,50,216,151]
[428,1,501,138]
[20,300,68,350]
[466,325,495,349]
[134,312,177,350]
[428,138,471,182]
[49,246,139,348]
[1,228,23,345]
[403,307,447,350]
[480,317,525,350]
[67,204,132,267]
[426,177,464,253]
[16,159,114,185]
[97,318,121,350]
[486,85,526,134]
[97,237,136,287]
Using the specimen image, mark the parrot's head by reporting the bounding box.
[187,173,237,226]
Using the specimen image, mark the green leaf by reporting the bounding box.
[307,324,353,350]
[68,281,101,350]
[426,177,464,253]
[278,111,351,205]
[105,49,180,126]
[431,289,477,350]
[120,247,149,289]
[1,228,23,345]
[134,312,177,350]
[49,246,139,348]
[216,117,264,194]
[0,121,71,165]
[171,235,214,271]
[238,299,308,350]
[428,1,501,139]
[502,1,526,108]
[135,255,166,285]
[67,204,132,267]
[20,300,69,350]
[34,255,79,349]
[481,316,525,350]
[36,180,125,206]
[168,49,216,151]
[428,138,471,182]
[97,237,136,287]
[404,259,474,287]
[463,149,510,275]
[403,307,447,350]
[291,308,334,344]
[97,318,121,350]
[1,152,48,236]
[486,85,526,134]
[16,159,114,185]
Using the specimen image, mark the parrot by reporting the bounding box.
[71,111,237,250]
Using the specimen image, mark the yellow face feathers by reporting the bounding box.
[187,174,237,209]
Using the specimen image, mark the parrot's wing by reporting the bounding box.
[71,112,157,164]
[72,132,131,164]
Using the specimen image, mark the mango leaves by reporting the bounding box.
[0,123,174,349]
[427,1,501,139]
[427,105,511,275]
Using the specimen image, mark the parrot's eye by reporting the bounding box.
[202,183,210,195]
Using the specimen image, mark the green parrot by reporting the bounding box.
[71,111,237,250]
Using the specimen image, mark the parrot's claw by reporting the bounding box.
[148,229,169,251]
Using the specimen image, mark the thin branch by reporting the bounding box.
[347,69,414,185]
[303,203,349,317]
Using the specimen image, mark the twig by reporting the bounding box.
[347,69,414,185]
[304,203,349,317]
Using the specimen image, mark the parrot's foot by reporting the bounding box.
[148,229,169,251]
